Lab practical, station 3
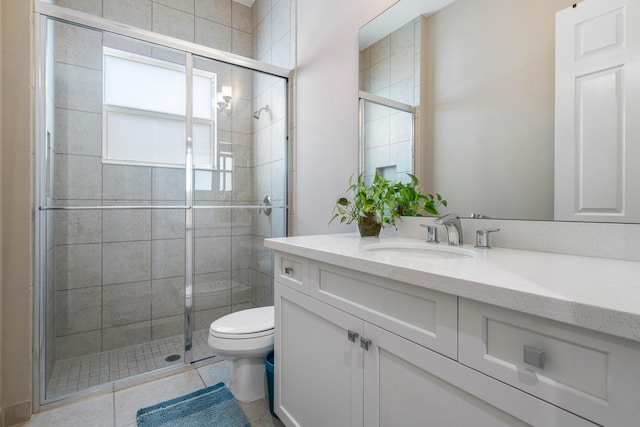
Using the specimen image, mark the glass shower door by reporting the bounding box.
[189,55,288,362]
[40,19,190,400]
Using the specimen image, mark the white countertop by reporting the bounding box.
[265,234,640,342]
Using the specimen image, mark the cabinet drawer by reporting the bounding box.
[459,298,640,426]
[275,252,309,293]
[310,261,457,359]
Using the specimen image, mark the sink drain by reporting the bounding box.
[165,354,181,362]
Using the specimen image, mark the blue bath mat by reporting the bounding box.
[136,382,250,427]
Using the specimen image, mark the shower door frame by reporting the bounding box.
[33,1,291,411]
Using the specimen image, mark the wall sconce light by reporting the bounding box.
[217,85,233,110]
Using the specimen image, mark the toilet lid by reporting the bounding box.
[209,306,274,335]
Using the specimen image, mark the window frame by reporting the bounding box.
[101,47,217,170]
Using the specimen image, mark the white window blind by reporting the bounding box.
[102,48,217,169]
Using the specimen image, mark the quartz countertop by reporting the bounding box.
[265,234,640,342]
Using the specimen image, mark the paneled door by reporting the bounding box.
[555,0,640,222]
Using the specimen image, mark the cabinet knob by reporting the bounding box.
[347,330,359,343]
[523,345,545,369]
[284,266,294,274]
[360,337,372,351]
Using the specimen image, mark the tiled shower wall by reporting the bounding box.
[359,18,421,184]
[249,0,291,307]
[47,0,280,367]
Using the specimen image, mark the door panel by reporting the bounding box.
[555,0,640,222]
[275,285,363,427]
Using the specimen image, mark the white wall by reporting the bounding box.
[1,0,33,423]
[294,0,397,236]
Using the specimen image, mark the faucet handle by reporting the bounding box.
[420,224,439,244]
[475,228,500,249]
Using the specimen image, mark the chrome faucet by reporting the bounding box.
[435,214,463,246]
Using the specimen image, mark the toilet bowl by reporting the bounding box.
[208,306,274,402]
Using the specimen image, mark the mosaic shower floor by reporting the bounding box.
[46,329,215,399]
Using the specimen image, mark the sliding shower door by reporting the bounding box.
[189,56,288,362]
[36,11,289,404]
[38,19,192,400]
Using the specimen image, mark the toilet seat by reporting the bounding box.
[209,306,274,340]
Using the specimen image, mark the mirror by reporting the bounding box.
[359,0,599,222]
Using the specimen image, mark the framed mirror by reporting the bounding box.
[359,0,640,223]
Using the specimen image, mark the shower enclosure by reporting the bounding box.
[33,3,289,407]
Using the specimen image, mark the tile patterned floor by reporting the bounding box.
[19,360,284,427]
[47,329,214,399]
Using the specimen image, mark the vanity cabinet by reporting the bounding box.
[273,255,597,427]
[459,298,640,426]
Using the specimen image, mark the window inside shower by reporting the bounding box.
[35,12,288,404]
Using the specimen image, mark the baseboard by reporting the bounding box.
[3,401,31,426]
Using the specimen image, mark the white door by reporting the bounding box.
[555,0,640,222]
[275,285,363,427]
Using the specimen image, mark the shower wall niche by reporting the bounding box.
[38,0,290,401]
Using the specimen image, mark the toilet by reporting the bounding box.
[208,306,275,402]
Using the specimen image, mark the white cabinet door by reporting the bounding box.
[362,323,597,427]
[275,285,363,427]
[555,0,640,222]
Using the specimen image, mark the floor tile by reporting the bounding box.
[15,394,114,427]
[239,398,285,427]
[47,329,213,399]
[113,369,205,426]
[196,359,232,387]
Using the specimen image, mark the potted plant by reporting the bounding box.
[392,173,447,217]
[330,173,398,237]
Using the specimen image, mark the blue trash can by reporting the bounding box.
[265,350,278,418]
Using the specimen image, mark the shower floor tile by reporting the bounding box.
[47,329,215,399]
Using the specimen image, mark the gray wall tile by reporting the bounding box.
[154,0,194,14]
[152,167,185,201]
[104,0,152,30]
[194,306,230,331]
[231,236,251,270]
[152,3,195,42]
[54,207,102,245]
[55,330,102,360]
[195,17,231,51]
[102,321,152,350]
[195,236,231,274]
[194,205,232,237]
[152,206,186,239]
[55,244,102,290]
[103,164,152,200]
[54,21,103,70]
[232,1,251,32]
[55,109,102,157]
[271,0,290,44]
[151,315,184,340]
[54,62,102,113]
[152,239,185,279]
[103,207,152,242]
[232,29,252,57]
[56,287,102,335]
[194,271,231,311]
[54,154,103,200]
[152,277,185,318]
[255,0,272,25]
[54,0,103,15]
[103,241,151,285]
[103,281,152,327]
[195,0,231,26]
[255,271,273,307]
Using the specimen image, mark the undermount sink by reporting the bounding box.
[363,242,478,259]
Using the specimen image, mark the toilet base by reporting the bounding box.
[229,357,267,402]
